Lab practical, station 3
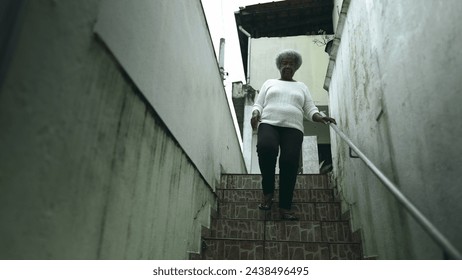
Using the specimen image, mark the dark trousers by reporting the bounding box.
[257,123,303,210]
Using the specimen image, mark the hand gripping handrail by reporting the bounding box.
[327,121,462,260]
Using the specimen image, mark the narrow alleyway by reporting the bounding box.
[192,174,362,260]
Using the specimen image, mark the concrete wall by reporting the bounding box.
[0,0,245,259]
[327,0,462,259]
[95,0,246,187]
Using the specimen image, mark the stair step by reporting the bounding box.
[202,239,264,260]
[266,221,321,242]
[266,241,362,260]
[267,221,353,242]
[209,219,354,243]
[218,202,344,221]
[217,189,336,203]
[218,202,265,220]
[202,239,362,260]
[221,174,329,189]
[211,220,265,240]
[329,243,363,260]
[195,174,363,260]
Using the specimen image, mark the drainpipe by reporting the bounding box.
[218,38,225,81]
[238,26,251,84]
[237,26,254,172]
[323,0,351,91]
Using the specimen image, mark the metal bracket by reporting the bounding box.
[349,147,360,158]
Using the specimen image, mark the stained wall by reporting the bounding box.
[0,0,245,259]
[327,0,462,259]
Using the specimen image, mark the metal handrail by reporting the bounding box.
[327,121,462,260]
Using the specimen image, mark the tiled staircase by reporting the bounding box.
[192,174,363,260]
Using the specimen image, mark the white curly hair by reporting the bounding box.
[275,49,302,71]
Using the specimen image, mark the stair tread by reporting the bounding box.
[204,236,360,243]
[208,219,355,242]
[217,189,338,203]
[202,239,362,260]
[221,174,330,190]
[195,174,363,260]
[218,202,345,221]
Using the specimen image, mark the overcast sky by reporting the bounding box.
[201,0,283,93]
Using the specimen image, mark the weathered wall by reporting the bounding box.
[0,0,245,259]
[94,0,246,187]
[327,0,462,259]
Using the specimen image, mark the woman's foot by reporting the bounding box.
[258,193,274,210]
[280,208,298,220]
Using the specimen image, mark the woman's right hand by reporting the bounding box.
[250,110,261,130]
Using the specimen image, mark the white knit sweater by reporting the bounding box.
[252,79,319,132]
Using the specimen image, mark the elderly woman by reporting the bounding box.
[250,49,336,220]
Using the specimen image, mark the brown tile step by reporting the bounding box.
[266,220,355,243]
[210,219,265,240]
[218,202,266,220]
[216,189,336,203]
[218,202,346,221]
[265,241,329,259]
[329,243,363,260]
[221,174,329,190]
[265,241,362,260]
[202,239,264,260]
[209,219,355,243]
[201,239,361,260]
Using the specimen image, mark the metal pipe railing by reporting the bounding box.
[327,121,462,260]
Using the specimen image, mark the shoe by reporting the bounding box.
[280,209,298,220]
[258,193,274,210]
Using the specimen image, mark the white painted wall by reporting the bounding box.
[0,0,245,259]
[327,0,462,259]
[95,0,246,188]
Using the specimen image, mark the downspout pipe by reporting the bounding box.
[238,26,251,84]
[323,0,351,91]
[218,38,225,81]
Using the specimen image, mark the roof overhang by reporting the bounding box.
[234,0,334,77]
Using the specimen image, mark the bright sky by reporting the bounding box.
[201,0,284,94]
[201,0,284,147]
